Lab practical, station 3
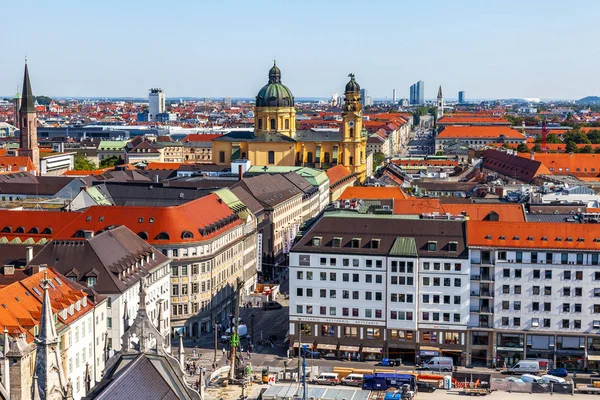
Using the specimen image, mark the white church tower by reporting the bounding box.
[436,86,444,119]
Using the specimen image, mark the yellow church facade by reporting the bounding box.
[213,63,368,181]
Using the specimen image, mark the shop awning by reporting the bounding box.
[317,343,337,350]
[442,349,462,353]
[362,347,383,353]
[420,346,439,351]
[588,355,600,361]
[339,345,360,352]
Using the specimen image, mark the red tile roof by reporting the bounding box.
[145,162,183,170]
[437,126,526,140]
[339,186,408,201]
[438,116,510,125]
[0,268,93,341]
[391,159,458,168]
[468,221,600,250]
[325,165,353,186]
[0,156,36,173]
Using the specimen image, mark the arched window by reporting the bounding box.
[241,152,247,159]
[285,119,290,130]
[258,119,263,130]
[138,231,149,240]
[349,128,354,138]
[181,231,194,239]
[29,227,39,234]
[74,230,86,238]
[1,227,11,233]
[270,119,276,130]
[14,227,25,234]
[42,228,52,235]
[219,151,225,163]
[349,156,354,165]
[155,232,170,240]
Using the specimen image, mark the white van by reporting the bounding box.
[313,372,339,386]
[424,357,453,372]
[508,360,540,375]
[341,374,364,387]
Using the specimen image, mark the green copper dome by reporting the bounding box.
[345,73,360,93]
[256,62,294,108]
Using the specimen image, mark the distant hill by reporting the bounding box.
[577,96,600,104]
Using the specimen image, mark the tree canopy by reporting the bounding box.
[74,153,97,170]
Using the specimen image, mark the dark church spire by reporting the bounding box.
[20,59,36,113]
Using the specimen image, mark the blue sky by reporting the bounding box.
[2,0,599,100]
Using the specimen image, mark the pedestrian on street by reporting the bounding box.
[222,347,226,356]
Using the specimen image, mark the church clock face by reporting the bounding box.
[348,121,355,127]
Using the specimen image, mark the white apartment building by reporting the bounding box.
[289,211,469,364]
[468,220,600,370]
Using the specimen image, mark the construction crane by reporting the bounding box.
[541,120,548,152]
[300,345,319,400]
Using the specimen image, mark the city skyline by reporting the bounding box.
[2,0,600,100]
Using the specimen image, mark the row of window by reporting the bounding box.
[296,271,383,283]
[422,312,462,323]
[422,277,462,287]
[423,294,462,305]
[295,305,384,319]
[500,317,582,329]
[423,262,462,272]
[498,252,599,265]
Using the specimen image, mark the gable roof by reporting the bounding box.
[482,149,550,182]
[517,153,600,177]
[30,226,169,294]
[325,165,353,186]
[232,174,302,207]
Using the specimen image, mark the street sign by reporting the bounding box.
[268,376,275,385]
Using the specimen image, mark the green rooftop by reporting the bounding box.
[389,237,418,257]
[247,166,328,187]
[98,140,128,150]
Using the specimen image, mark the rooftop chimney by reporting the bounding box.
[26,246,34,264]
[238,164,243,181]
[2,265,15,276]
[530,152,535,161]
[30,264,47,274]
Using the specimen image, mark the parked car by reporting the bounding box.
[542,375,567,384]
[417,381,436,393]
[507,361,540,375]
[549,368,568,378]
[263,301,283,310]
[313,372,339,386]
[422,357,453,372]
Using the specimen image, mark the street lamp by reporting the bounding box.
[251,314,255,342]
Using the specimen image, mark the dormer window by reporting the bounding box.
[527,236,534,241]
[566,237,573,242]
[371,239,380,249]
[87,277,96,288]
[312,237,322,247]
[513,236,520,240]
[499,236,506,240]
[556,237,563,242]
[427,241,436,252]
[332,237,342,248]
[448,242,458,252]
[351,238,361,248]
[542,236,548,241]
[485,235,492,240]
[578,238,585,242]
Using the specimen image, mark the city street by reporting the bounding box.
[406,127,435,156]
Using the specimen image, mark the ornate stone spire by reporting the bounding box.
[20,61,36,113]
[32,271,68,400]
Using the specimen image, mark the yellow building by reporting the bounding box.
[213,63,368,181]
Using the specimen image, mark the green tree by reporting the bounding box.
[373,152,385,169]
[532,144,542,152]
[595,147,600,154]
[565,141,578,153]
[546,133,561,144]
[580,145,593,153]
[99,155,121,168]
[74,153,97,170]
[34,95,53,105]
[587,130,600,144]
[516,143,529,153]
[563,130,591,144]
[501,142,512,149]
[435,150,444,156]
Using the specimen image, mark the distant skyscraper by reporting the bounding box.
[458,91,466,104]
[224,96,232,106]
[392,89,397,104]
[148,88,166,122]
[409,81,425,105]
[360,88,368,107]
[331,92,339,107]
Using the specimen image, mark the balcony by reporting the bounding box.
[471,290,494,298]
[470,306,494,313]
[470,274,495,282]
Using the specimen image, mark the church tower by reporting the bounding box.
[19,61,40,173]
[254,61,296,137]
[13,86,21,130]
[437,85,444,119]
[341,74,367,181]
[32,272,69,400]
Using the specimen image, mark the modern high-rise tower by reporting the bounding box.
[392,89,397,104]
[409,81,425,105]
[458,91,466,104]
[19,61,40,172]
[148,88,166,122]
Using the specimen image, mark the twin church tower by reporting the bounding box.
[213,62,368,181]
